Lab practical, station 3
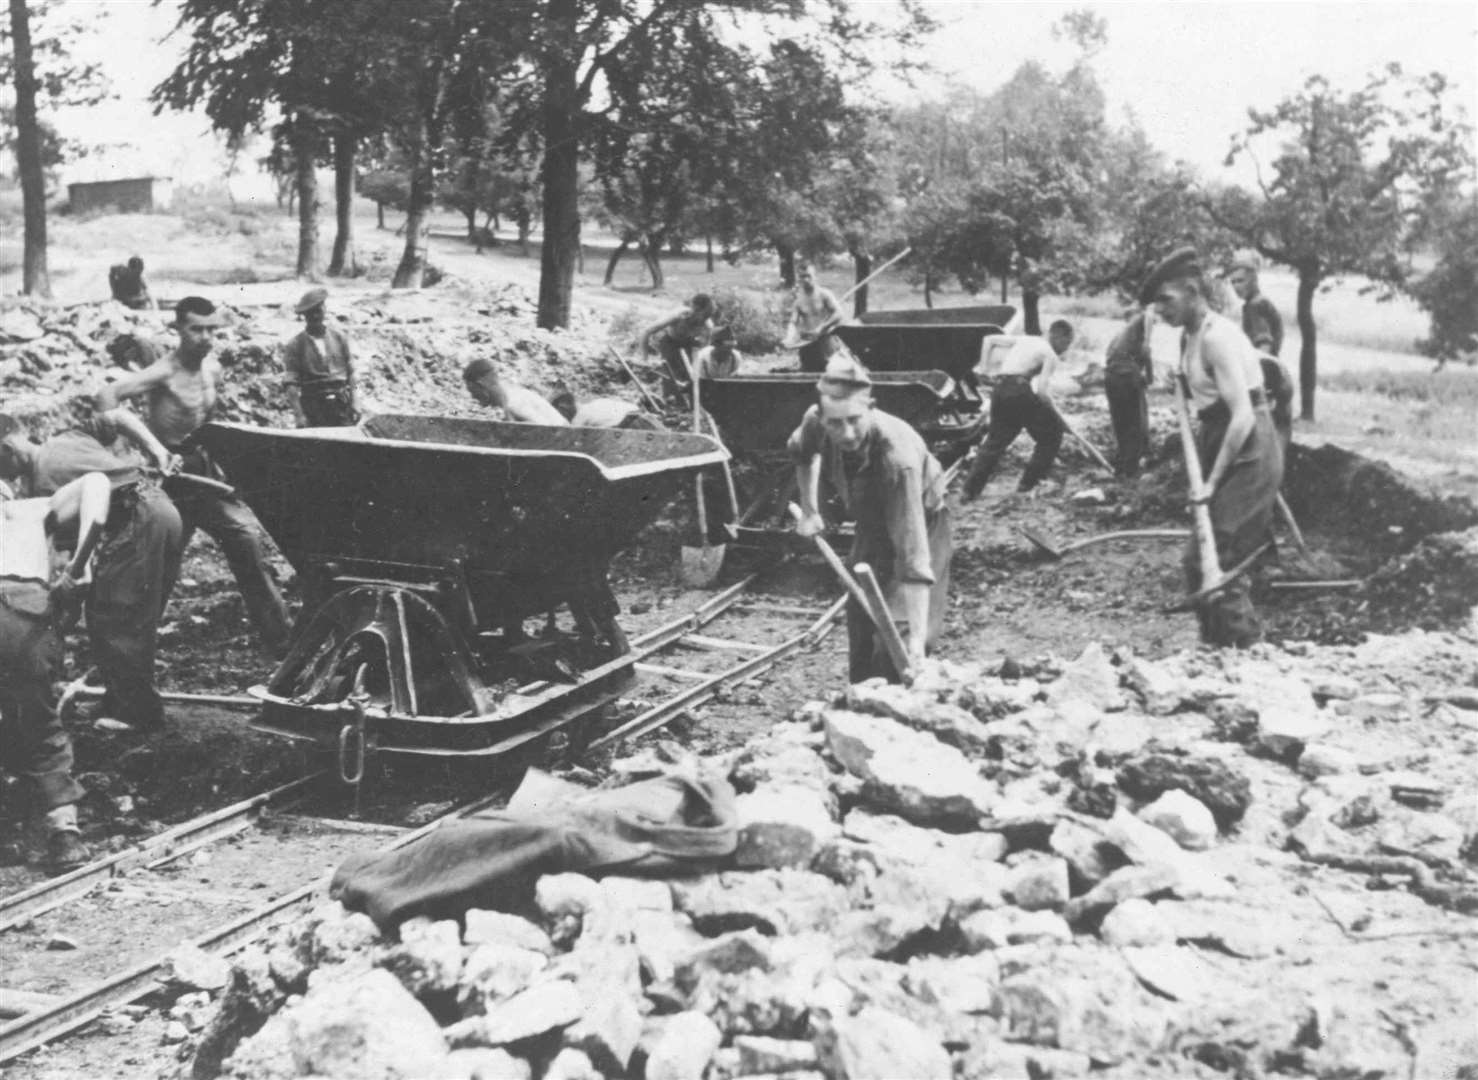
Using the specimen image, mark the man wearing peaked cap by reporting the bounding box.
[1143,245,1284,648]
[283,288,361,428]
[1224,250,1283,359]
[789,352,952,683]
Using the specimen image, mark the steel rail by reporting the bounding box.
[589,594,846,750]
[0,772,326,934]
[0,787,510,1065]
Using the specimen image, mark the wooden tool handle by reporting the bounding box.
[853,562,914,686]
[836,246,913,306]
[788,503,871,612]
[1172,374,1224,593]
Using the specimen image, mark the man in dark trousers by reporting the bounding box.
[963,319,1075,499]
[95,296,291,659]
[283,288,361,427]
[0,469,112,871]
[1226,252,1283,357]
[1143,247,1284,648]
[0,413,184,734]
[790,357,952,683]
[1103,311,1155,478]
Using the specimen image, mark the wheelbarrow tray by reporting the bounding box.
[699,370,955,454]
[197,414,725,625]
[834,323,1004,384]
[857,304,1015,327]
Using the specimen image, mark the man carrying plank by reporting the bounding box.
[789,356,952,683]
[1142,247,1284,647]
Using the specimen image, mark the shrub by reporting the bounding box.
[710,287,785,355]
[1411,200,1478,363]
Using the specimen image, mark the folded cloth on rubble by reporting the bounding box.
[330,769,738,930]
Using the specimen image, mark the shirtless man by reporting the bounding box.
[786,263,843,373]
[963,320,1075,499]
[1143,247,1283,647]
[463,357,569,425]
[94,296,292,658]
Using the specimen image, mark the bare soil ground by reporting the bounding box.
[1,203,1476,1079]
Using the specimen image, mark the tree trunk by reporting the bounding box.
[516,209,531,256]
[376,201,385,229]
[464,206,478,242]
[924,268,934,308]
[643,236,664,291]
[706,234,714,273]
[293,125,321,281]
[328,134,356,277]
[536,0,580,329]
[851,249,872,318]
[1296,266,1320,421]
[9,0,50,298]
[776,243,796,288]
[392,114,432,289]
[603,239,630,286]
[1022,289,1041,335]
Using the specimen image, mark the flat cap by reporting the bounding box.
[294,287,329,314]
[1138,246,1202,306]
[817,351,872,395]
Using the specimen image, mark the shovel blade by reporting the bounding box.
[680,542,726,588]
[1019,525,1064,560]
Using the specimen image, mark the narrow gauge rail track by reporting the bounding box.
[0,572,843,1066]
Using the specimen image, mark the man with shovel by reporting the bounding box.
[789,357,952,683]
[963,320,1075,499]
[1142,247,1284,647]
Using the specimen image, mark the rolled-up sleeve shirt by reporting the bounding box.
[787,406,944,586]
[283,327,354,387]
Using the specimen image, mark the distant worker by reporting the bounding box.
[95,296,292,659]
[790,356,952,684]
[282,288,361,428]
[0,470,114,872]
[691,325,742,379]
[641,294,716,390]
[108,255,154,311]
[0,413,184,736]
[1226,252,1283,357]
[463,357,569,425]
[963,320,1075,499]
[786,262,843,373]
[551,393,665,432]
[1103,310,1155,478]
[1142,246,1283,648]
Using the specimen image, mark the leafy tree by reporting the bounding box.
[1411,195,1478,365]
[2,0,111,297]
[1205,66,1472,419]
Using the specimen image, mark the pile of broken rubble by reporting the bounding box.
[157,629,1478,1080]
[0,284,621,439]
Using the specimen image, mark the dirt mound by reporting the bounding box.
[0,284,630,438]
[1365,526,1478,630]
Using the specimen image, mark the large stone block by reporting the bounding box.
[824,710,995,827]
[734,783,840,869]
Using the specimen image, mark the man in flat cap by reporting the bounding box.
[283,288,361,428]
[1142,246,1284,647]
[789,355,952,683]
[95,296,292,659]
[1226,251,1283,358]
[963,319,1075,499]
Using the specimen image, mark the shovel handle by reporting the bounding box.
[1172,374,1225,596]
[606,344,664,414]
[853,562,915,686]
[788,503,872,612]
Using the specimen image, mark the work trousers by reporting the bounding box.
[301,383,359,428]
[847,504,953,685]
[798,334,840,374]
[89,483,184,729]
[1182,404,1284,648]
[167,448,291,657]
[0,581,83,812]
[1104,369,1149,478]
[965,377,1064,497]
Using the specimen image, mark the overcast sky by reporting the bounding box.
[53,0,1478,189]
